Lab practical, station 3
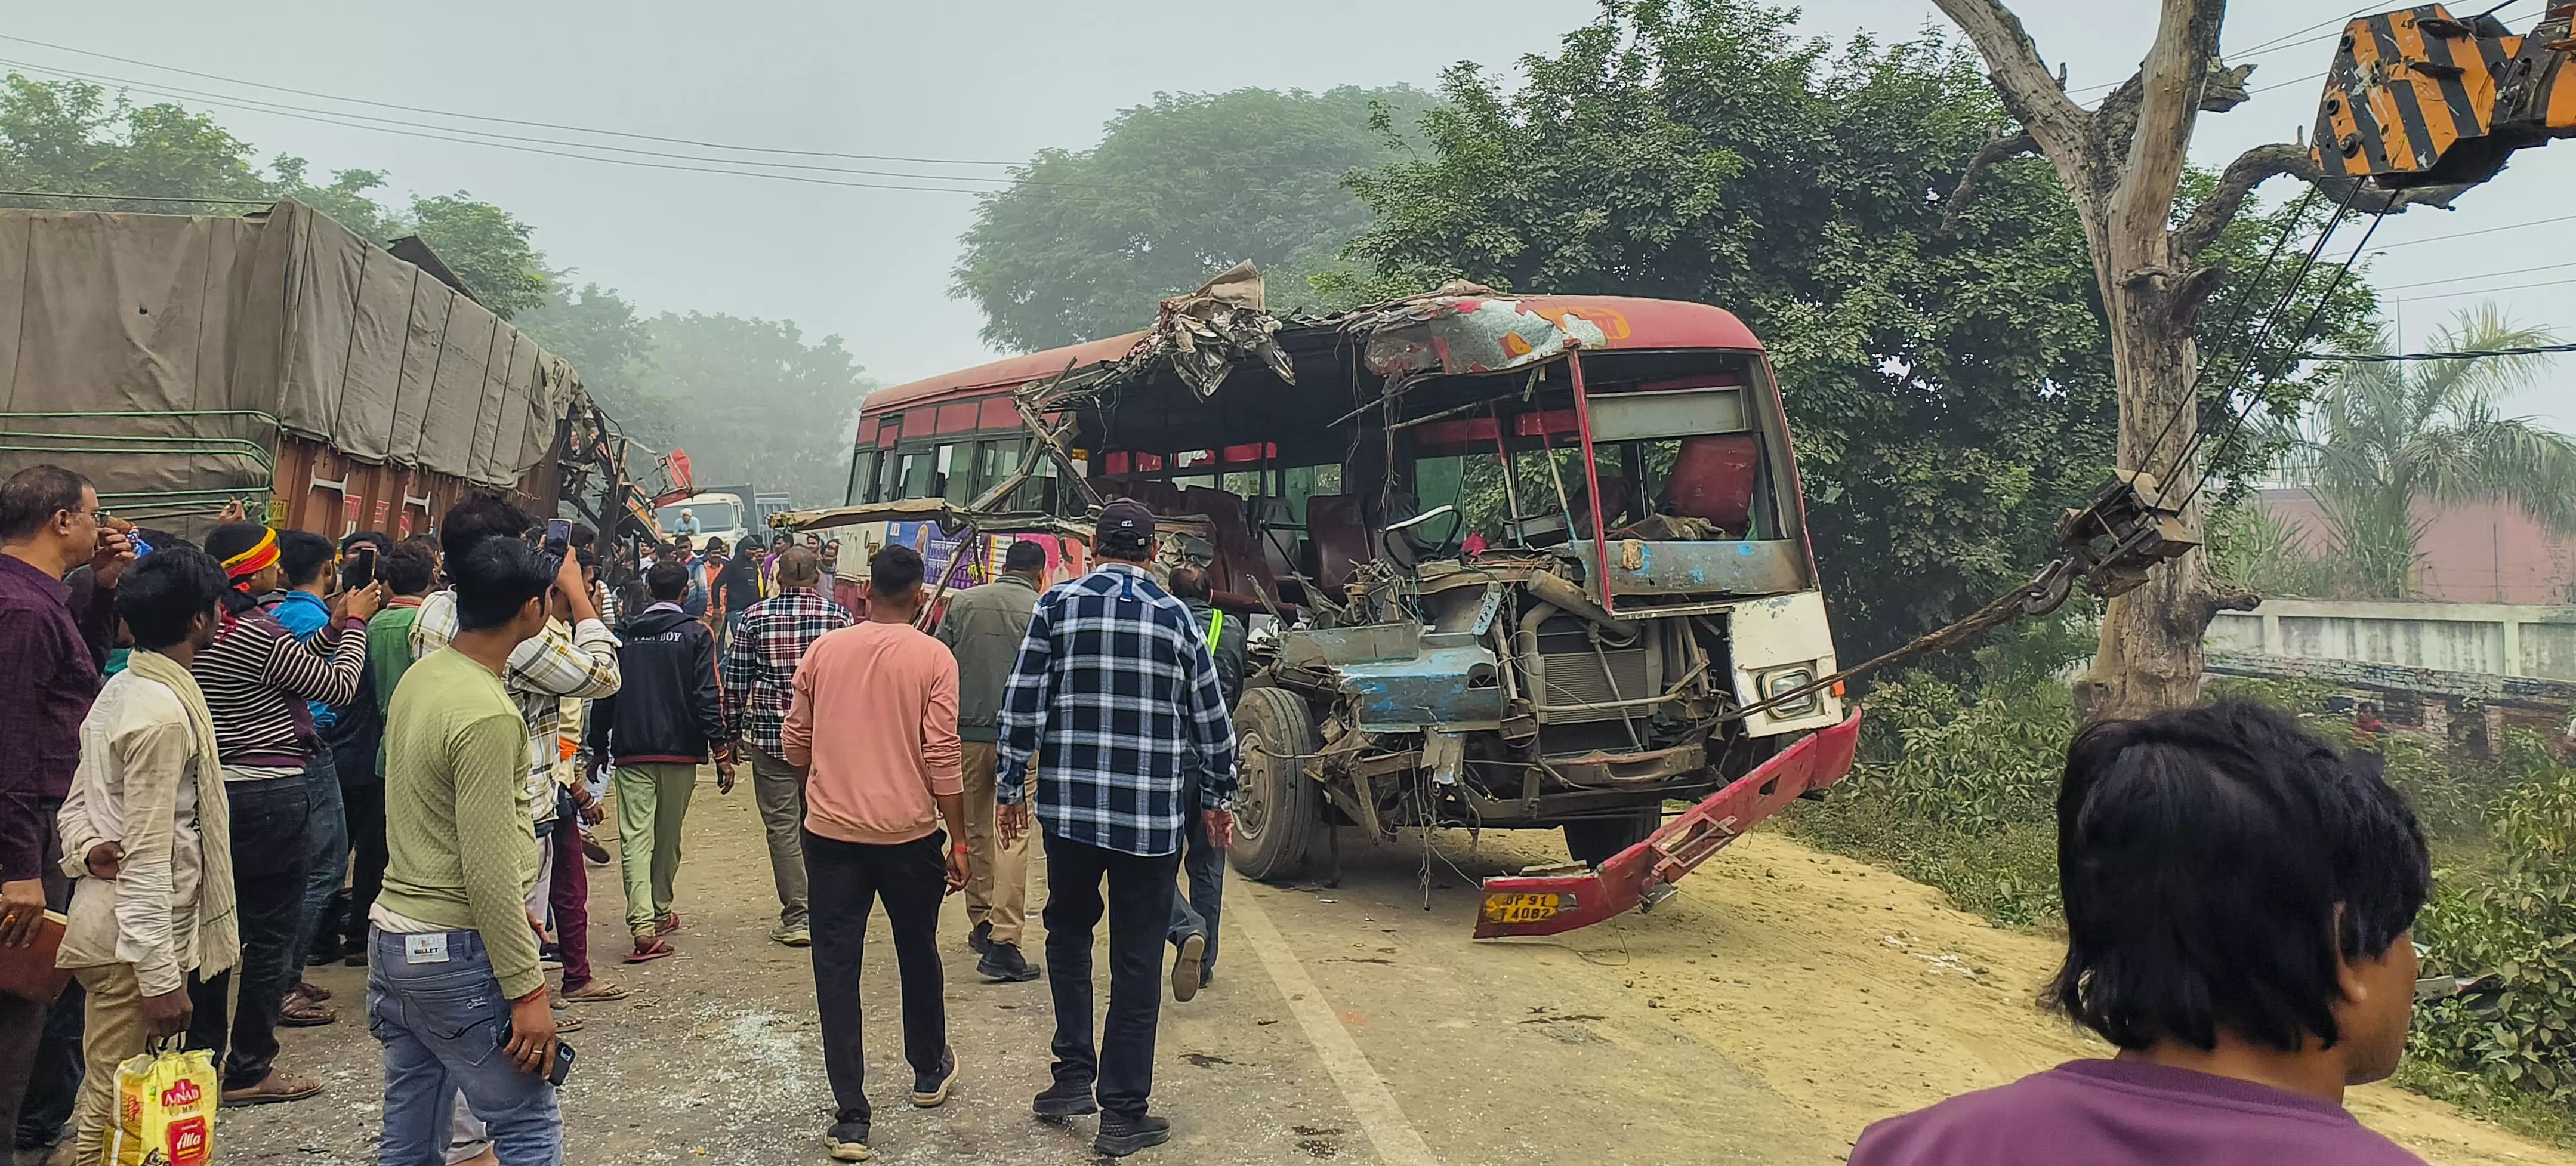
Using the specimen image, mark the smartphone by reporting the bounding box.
[346,545,377,588]
[544,518,572,555]
[495,1021,577,1085]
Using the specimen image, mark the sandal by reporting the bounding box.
[561,977,630,1003]
[656,911,680,935]
[278,997,336,1028]
[624,938,675,964]
[220,1069,323,1107]
[292,980,332,1002]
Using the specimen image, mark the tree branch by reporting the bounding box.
[1941,128,2038,229]
[1929,0,2096,165]
[2173,142,2469,258]
[2112,0,2228,259]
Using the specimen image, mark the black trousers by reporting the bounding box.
[1164,789,1226,973]
[341,779,388,953]
[805,829,948,1127]
[1042,832,1178,1121]
[187,775,310,1090]
[0,801,70,1147]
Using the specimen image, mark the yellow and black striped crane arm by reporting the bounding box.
[2313,3,2576,190]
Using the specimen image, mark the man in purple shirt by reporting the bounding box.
[0,466,132,1146]
[1851,699,2434,1166]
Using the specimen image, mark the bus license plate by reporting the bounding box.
[1483,892,1566,924]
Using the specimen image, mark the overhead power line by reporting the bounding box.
[0,189,273,204]
[0,32,1030,169]
[2378,259,2576,294]
[2404,276,2576,302]
[2300,342,2576,362]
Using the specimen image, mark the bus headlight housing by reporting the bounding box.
[1757,665,1822,718]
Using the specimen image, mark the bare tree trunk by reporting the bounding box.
[1932,0,2356,719]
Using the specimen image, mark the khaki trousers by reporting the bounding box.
[69,964,149,1166]
[958,741,1031,946]
[615,763,698,936]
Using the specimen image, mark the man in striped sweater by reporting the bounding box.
[189,522,378,1106]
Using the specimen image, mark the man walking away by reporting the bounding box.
[371,538,564,1166]
[720,545,849,948]
[996,501,1236,1157]
[348,540,437,966]
[1161,564,1246,998]
[593,560,728,963]
[0,466,128,1148]
[935,538,1047,983]
[52,546,237,1165]
[1849,699,2433,1166]
[785,545,966,1162]
[192,521,376,1102]
[316,541,391,967]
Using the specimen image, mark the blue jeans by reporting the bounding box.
[1165,788,1225,975]
[368,928,562,1166]
[295,751,348,966]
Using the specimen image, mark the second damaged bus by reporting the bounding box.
[826,282,1861,937]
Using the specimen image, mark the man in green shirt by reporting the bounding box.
[368,536,563,1165]
[340,539,436,966]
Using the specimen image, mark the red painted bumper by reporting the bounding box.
[1473,707,1864,939]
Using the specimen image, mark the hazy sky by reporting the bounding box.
[7,0,2569,430]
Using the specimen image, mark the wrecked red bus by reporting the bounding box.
[823,283,1859,937]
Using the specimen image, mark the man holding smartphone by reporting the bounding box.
[371,535,564,1165]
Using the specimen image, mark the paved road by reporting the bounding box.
[216,773,1837,1165]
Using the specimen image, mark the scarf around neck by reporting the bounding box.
[122,649,239,979]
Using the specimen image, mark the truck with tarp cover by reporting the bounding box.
[0,198,638,541]
[788,266,1865,937]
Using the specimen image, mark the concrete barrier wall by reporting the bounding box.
[2208,599,2576,682]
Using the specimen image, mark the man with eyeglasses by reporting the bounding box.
[0,465,134,1147]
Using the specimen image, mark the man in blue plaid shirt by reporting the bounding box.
[997,499,1235,1158]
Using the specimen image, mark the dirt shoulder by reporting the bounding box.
[1476,828,2572,1165]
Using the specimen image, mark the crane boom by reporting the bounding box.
[2313,3,2576,190]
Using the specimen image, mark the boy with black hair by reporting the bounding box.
[1159,563,1244,998]
[593,559,727,963]
[342,539,439,965]
[260,530,356,989]
[53,545,235,1165]
[1850,698,2434,1166]
[190,520,376,1100]
[372,538,566,1165]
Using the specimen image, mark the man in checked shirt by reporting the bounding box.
[720,545,849,948]
[996,499,1236,1159]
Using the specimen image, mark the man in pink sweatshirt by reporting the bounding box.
[782,544,969,1162]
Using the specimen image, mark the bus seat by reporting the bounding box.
[1181,485,1279,601]
[1660,435,1759,531]
[1306,494,1369,594]
[1569,477,1634,538]
[1251,496,1300,579]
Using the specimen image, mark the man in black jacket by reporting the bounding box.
[591,560,731,962]
[1162,565,1246,997]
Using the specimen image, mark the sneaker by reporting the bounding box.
[1170,933,1206,1002]
[825,1120,871,1162]
[976,943,1041,983]
[1032,1079,1098,1119]
[910,1045,958,1108]
[1094,1113,1172,1158]
[966,920,993,955]
[772,924,812,948]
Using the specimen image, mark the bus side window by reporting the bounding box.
[847,449,881,507]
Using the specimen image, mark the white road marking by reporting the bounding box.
[1230,889,1440,1166]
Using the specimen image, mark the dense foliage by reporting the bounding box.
[950,85,1441,353]
[0,75,868,505]
[1341,0,2371,663]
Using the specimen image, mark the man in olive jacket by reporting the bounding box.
[934,539,1048,982]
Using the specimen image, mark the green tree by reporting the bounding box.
[0,75,272,211]
[1345,2,2365,662]
[624,311,872,505]
[2273,305,2576,597]
[952,85,1441,352]
[408,192,550,319]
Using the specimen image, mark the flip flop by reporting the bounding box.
[657,911,681,935]
[625,939,675,964]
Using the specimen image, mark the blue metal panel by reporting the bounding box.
[1334,644,1505,730]
[1603,540,1806,597]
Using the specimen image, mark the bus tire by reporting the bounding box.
[1226,688,1320,881]
[1562,809,1661,869]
